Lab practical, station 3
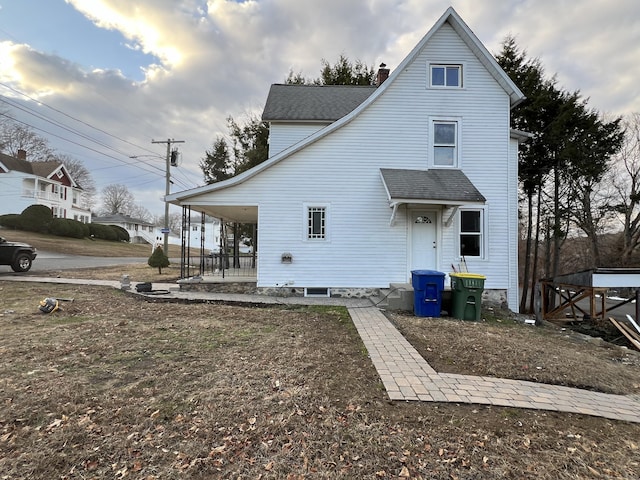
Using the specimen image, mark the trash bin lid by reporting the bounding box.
[449,272,486,279]
[412,270,445,276]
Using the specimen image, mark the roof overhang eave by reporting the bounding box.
[389,197,485,207]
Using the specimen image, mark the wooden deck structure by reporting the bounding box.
[536,268,640,323]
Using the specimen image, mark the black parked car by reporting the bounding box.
[0,236,37,272]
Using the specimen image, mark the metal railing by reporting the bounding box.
[182,252,257,278]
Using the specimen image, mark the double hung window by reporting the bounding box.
[432,121,458,167]
[460,209,483,258]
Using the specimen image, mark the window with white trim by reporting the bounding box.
[459,209,483,258]
[430,64,462,88]
[306,206,327,240]
[433,120,458,167]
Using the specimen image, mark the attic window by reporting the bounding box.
[430,64,462,88]
[56,170,63,178]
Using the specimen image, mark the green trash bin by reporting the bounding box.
[449,273,486,321]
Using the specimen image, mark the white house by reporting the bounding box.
[166,8,526,309]
[0,150,92,222]
[92,213,158,245]
[92,213,221,251]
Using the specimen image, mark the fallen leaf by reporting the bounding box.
[587,466,601,476]
[264,461,274,471]
[399,466,410,477]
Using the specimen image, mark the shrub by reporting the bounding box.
[148,246,170,274]
[0,214,23,230]
[49,218,86,239]
[110,225,130,242]
[20,204,53,233]
[88,223,118,241]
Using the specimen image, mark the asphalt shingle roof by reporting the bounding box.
[380,168,486,204]
[0,153,62,177]
[262,84,377,122]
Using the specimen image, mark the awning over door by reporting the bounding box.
[380,168,486,225]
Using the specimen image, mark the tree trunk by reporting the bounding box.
[529,188,543,314]
[519,192,534,313]
[552,165,561,278]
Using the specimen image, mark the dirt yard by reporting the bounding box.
[1,280,639,479]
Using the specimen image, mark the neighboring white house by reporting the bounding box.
[92,213,221,251]
[0,150,92,222]
[166,7,527,309]
[92,213,158,245]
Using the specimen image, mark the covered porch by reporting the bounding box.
[174,203,258,284]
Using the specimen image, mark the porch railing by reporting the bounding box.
[182,252,257,279]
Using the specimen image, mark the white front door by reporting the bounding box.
[410,210,437,273]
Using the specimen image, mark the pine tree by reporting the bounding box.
[148,246,170,274]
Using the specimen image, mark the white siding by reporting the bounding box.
[182,23,520,307]
[268,122,329,156]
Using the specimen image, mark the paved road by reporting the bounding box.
[0,251,151,274]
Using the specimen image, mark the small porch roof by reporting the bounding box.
[380,168,486,206]
[380,168,486,226]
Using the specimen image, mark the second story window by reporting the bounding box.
[433,121,458,167]
[430,64,462,88]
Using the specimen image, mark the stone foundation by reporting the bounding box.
[256,286,381,298]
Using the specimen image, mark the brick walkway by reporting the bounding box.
[349,306,640,424]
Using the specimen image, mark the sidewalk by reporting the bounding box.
[3,275,640,424]
[350,307,640,424]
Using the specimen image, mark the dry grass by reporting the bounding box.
[1,281,639,479]
[389,311,640,396]
[0,229,182,257]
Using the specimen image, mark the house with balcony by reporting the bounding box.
[0,150,91,222]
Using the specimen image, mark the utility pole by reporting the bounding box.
[152,138,184,254]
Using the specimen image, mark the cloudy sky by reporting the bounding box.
[1,0,638,216]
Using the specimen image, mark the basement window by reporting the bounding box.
[305,287,330,297]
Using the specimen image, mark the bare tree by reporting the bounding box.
[129,204,153,223]
[611,113,640,265]
[153,212,188,234]
[100,184,135,215]
[0,122,54,160]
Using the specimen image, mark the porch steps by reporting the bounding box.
[375,283,414,312]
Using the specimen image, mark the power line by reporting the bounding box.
[0,111,164,178]
[0,81,161,157]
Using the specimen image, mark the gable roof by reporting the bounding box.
[0,152,79,187]
[380,168,486,205]
[167,7,525,204]
[0,153,62,177]
[262,84,377,122]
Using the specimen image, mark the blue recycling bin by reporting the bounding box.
[411,270,445,317]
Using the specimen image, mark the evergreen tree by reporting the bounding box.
[148,246,170,274]
[200,136,232,185]
[285,54,376,86]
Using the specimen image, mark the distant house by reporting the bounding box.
[92,213,221,250]
[0,149,92,222]
[167,8,527,309]
[92,213,157,245]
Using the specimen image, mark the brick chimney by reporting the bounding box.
[17,149,27,160]
[376,63,390,86]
